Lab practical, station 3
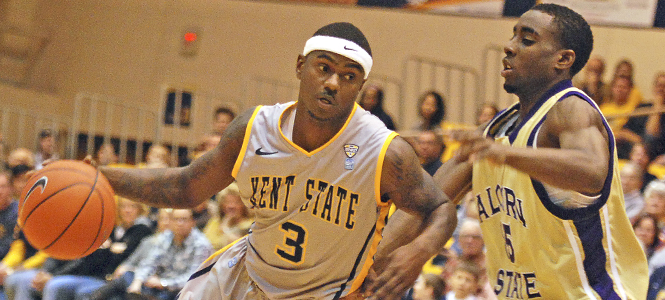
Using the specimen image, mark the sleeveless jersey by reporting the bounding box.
[231,102,396,299]
[472,80,648,299]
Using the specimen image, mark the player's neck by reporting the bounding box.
[291,109,348,152]
[516,79,567,119]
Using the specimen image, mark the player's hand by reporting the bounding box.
[83,155,98,168]
[368,243,430,300]
[452,130,506,165]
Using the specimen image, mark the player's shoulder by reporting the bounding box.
[548,94,602,128]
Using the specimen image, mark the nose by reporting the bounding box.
[504,39,516,57]
[324,73,340,94]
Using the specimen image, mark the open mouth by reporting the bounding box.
[501,59,513,77]
[318,96,334,105]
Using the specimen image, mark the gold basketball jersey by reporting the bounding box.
[231,102,396,299]
[472,81,648,299]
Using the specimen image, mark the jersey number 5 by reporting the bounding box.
[502,223,515,263]
[276,221,308,264]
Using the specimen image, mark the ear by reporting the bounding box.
[296,54,306,80]
[555,49,575,72]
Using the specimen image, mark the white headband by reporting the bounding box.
[303,35,373,79]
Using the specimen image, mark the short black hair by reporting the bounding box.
[214,107,236,120]
[531,3,593,77]
[39,129,53,139]
[312,22,372,57]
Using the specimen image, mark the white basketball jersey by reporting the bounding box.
[231,102,396,299]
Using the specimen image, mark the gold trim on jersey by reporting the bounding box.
[347,131,397,294]
[232,106,263,177]
[374,132,398,207]
[201,235,246,266]
[278,102,359,158]
[348,204,391,294]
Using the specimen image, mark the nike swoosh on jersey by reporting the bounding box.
[255,147,278,155]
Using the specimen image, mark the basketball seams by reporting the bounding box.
[19,160,116,260]
[78,170,106,257]
[20,182,93,226]
[44,169,101,256]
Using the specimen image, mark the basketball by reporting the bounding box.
[18,160,116,260]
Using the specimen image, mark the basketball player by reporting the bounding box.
[423,3,647,299]
[97,22,457,300]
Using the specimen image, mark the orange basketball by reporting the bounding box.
[19,160,116,260]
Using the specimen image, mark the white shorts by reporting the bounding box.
[178,236,269,300]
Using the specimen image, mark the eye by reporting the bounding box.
[522,38,535,46]
[318,64,329,73]
[343,74,355,81]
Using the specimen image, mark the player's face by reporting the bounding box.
[502,10,562,95]
[296,51,366,123]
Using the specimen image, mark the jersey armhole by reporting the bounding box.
[231,106,263,177]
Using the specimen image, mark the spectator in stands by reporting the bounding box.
[633,214,662,262]
[0,229,48,300]
[8,164,30,201]
[359,84,397,130]
[574,55,607,104]
[0,137,8,170]
[96,144,119,167]
[408,273,446,300]
[476,103,499,125]
[144,144,170,168]
[212,107,235,137]
[442,219,495,300]
[87,208,172,300]
[414,130,445,176]
[6,149,33,171]
[5,197,152,300]
[204,183,253,250]
[643,180,665,231]
[412,91,445,132]
[445,261,480,300]
[630,143,659,192]
[0,171,17,262]
[34,129,58,170]
[647,264,665,300]
[621,162,646,220]
[602,76,643,158]
[112,209,211,300]
[645,72,665,162]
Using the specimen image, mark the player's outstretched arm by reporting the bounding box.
[460,96,609,196]
[99,107,256,208]
[369,136,457,300]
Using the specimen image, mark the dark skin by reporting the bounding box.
[100,50,457,300]
[454,10,609,196]
[379,10,610,296]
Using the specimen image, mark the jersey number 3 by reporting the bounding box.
[276,221,308,264]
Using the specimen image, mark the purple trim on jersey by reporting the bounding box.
[523,81,621,298]
[529,85,615,220]
[573,214,622,299]
[508,80,573,144]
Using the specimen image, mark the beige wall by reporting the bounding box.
[4,0,665,134]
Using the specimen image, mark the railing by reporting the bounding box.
[2,44,513,165]
[401,55,482,127]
